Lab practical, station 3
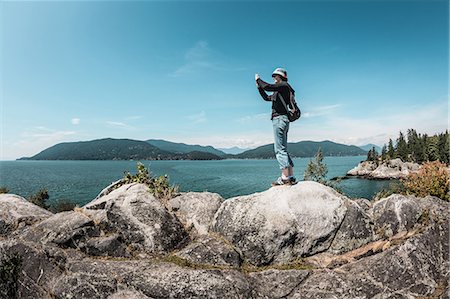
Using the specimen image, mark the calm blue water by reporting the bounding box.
[0,157,393,206]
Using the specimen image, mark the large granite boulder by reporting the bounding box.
[174,235,242,268]
[0,239,67,299]
[21,210,99,248]
[82,234,129,257]
[93,179,124,200]
[289,214,449,298]
[372,194,448,239]
[50,259,252,299]
[248,269,310,298]
[212,181,347,266]
[328,199,374,254]
[0,194,53,236]
[168,192,224,236]
[107,289,152,299]
[84,183,188,254]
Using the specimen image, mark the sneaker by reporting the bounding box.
[271,177,293,187]
[289,176,297,185]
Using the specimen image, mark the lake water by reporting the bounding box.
[0,156,394,206]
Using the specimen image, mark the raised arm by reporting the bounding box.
[256,78,284,92]
[258,87,271,102]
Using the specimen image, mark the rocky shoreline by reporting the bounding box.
[0,180,448,298]
[346,158,421,180]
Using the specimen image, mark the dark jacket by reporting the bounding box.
[256,78,296,119]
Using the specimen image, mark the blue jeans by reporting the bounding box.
[272,115,294,170]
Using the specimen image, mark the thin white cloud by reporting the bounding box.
[171,40,246,77]
[186,40,209,61]
[180,133,272,150]
[8,127,77,159]
[71,118,80,125]
[106,121,136,130]
[178,99,447,150]
[187,111,207,124]
[34,126,53,132]
[179,101,446,149]
[22,128,76,139]
[237,113,270,123]
[290,99,448,146]
[302,104,341,118]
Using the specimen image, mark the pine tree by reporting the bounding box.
[438,131,449,164]
[304,148,328,183]
[382,129,448,164]
[388,139,395,159]
[427,136,440,161]
[367,146,379,162]
[372,146,379,161]
[396,131,408,161]
[419,134,429,163]
[407,129,420,162]
[381,145,387,161]
[366,148,373,161]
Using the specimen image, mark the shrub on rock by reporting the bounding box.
[402,160,450,201]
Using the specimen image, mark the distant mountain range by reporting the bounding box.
[235,140,366,159]
[217,147,250,155]
[146,139,226,157]
[358,144,382,153]
[19,138,368,161]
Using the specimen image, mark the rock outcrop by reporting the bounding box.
[174,235,242,268]
[0,194,52,236]
[211,182,347,265]
[0,181,448,298]
[85,183,189,255]
[168,191,224,236]
[347,158,420,179]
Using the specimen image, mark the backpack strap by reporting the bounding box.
[278,93,290,114]
[278,90,295,114]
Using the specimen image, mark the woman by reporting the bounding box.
[255,68,296,186]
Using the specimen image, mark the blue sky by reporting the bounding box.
[1,0,448,159]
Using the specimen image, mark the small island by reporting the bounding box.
[347,158,420,179]
[347,129,449,180]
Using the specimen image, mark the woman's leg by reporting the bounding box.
[273,115,294,180]
[283,166,294,177]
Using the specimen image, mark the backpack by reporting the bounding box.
[279,90,301,122]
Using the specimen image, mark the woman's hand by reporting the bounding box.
[255,73,260,81]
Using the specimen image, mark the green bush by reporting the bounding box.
[149,174,179,201]
[28,189,50,210]
[123,162,153,185]
[0,253,22,299]
[402,161,450,201]
[373,181,405,201]
[374,161,450,201]
[121,162,178,202]
[303,148,343,193]
[27,189,77,213]
[50,200,78,213]
[304,148,328,183]
[0,187,9,194]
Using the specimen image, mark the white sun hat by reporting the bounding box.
[272,67,287,79]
